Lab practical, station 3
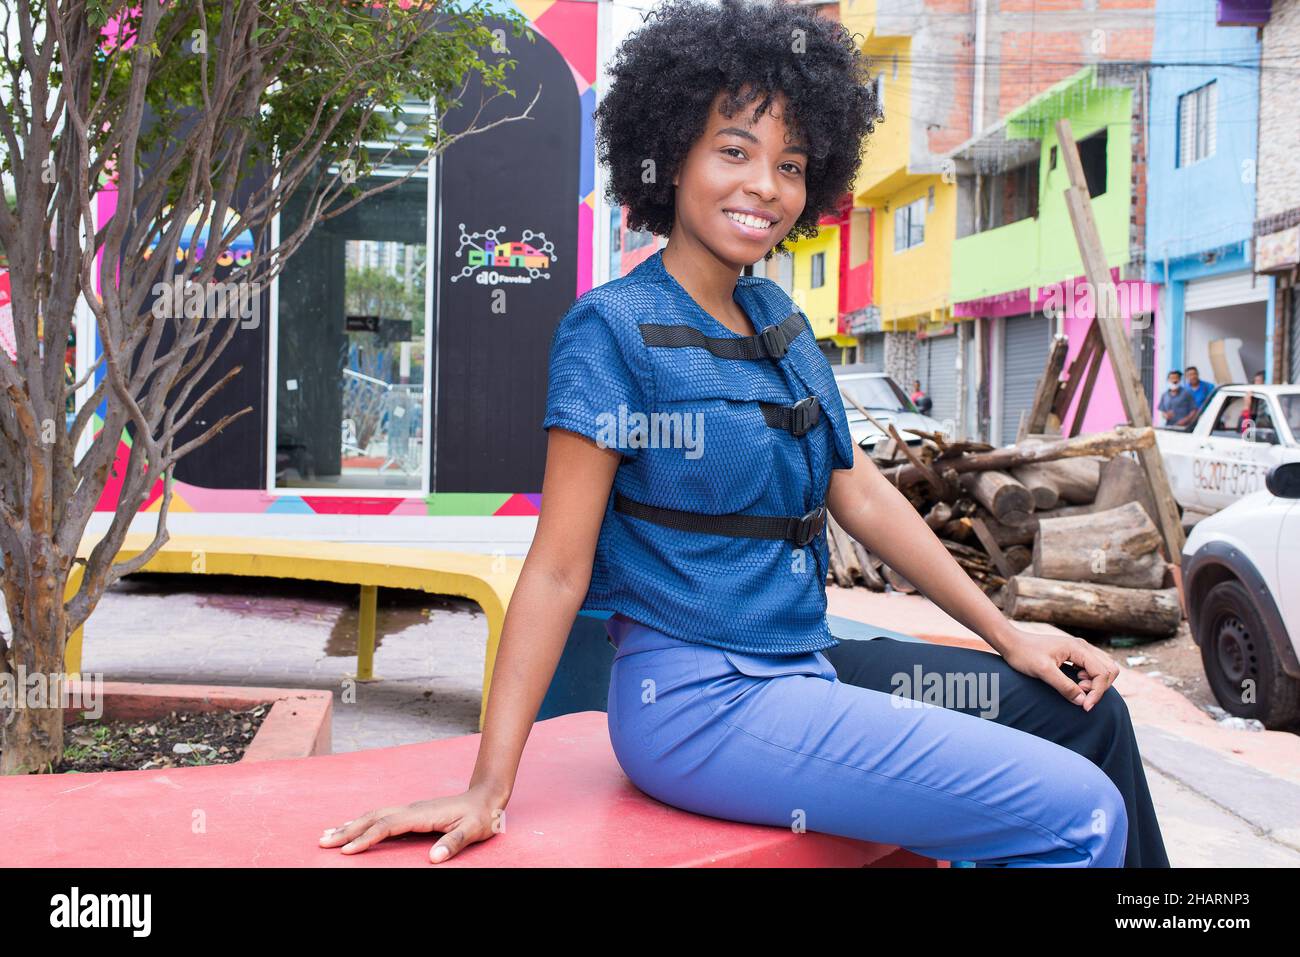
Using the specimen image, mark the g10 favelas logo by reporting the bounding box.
[450,224,556,285]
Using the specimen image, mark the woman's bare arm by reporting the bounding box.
[318,426,620,860]
[825,443,1120,710]
[467,427,622,805]
[826,443,1017,654]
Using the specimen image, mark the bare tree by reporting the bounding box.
[0,0,539,773]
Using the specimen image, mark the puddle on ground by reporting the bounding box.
[115,572,479,658]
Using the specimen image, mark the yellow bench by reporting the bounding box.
[67,533,522,729]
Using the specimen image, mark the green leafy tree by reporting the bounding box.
[345,262,426,336]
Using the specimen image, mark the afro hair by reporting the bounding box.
[594,0,878,259]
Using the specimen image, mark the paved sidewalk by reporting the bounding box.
[8,574,491,753]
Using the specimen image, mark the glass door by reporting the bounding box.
[271,99,433,493]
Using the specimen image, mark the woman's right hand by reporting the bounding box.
[318,784,506,863]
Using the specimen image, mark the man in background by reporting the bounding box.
[1183,365,1214,413]
[1158,369,1196,428]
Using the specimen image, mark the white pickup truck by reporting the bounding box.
[1156,384,1300,518]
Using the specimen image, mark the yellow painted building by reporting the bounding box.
[785,226,842,342]
[839,0,955,335]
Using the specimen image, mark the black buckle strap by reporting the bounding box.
[759,395,820,437]
[614,492,827,548]
[786,505,827,548]
[759,324,789,360]
[638,310,806,362]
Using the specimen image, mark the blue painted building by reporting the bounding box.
[1145,0,1271,388]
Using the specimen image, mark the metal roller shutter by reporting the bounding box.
[918,333,959,428]
[1001,313,1052,443]
[1184,270,1269,311]
[860,333,884,372]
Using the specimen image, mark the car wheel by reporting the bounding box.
[1198,580,1300,730]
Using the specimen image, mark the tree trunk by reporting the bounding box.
[880,425,1153,488]
[1004,575,1181,637]
[1004,545,1033,575]
[1093,453,1160,526]
[1031,501,1166,588]
[960,471,1035,525]
[1011,456,1102,506]
[1,548,69,775]
[976,503,1098,547]
[1008,464,1060,510]
[853,543,886,591]
[826,513,856,588]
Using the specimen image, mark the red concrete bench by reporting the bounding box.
[0,710,938,867]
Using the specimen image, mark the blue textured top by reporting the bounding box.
[542,248,857,655]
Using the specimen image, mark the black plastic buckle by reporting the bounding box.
[789,395,820,436]
[789,505,826,547]
[759,324,788,360]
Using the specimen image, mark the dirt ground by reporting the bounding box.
[1101,618,1217,714]
[61,706,269,772]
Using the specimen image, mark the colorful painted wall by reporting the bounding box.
[85,0,600,545]
[873,177,956,330]
[951,67,1134,305]
[788,227,842,340]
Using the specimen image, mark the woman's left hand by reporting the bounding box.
[998,626,1122,712]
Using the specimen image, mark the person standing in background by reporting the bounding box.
[911,379,932,415]
[1158,370,1196,427]
[1182,366,1213,412]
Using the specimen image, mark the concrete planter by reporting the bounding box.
[61,680,332,763]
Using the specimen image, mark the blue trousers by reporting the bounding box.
[606,614,1132,867]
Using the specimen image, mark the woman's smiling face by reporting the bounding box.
[671,87,808,265]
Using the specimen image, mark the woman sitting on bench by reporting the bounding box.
[321,0,1167,868]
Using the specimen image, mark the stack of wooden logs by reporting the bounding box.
[824,425,1183,638]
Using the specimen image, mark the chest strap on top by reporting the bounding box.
[638,310,806,361]
[759,395,820,436]
[614,491,827,548]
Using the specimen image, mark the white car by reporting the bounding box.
[1156,384,1300,518]
[1181,461,1300,730]
[833,366,949,451]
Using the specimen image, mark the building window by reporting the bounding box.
[1078,129,1107,198]
[1177,81,1217,167]
[873,73,885,122]
[894,197,925,251]
[811,251,825,288]
[976,160,1039,232]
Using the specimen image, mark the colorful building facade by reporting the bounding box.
[1146,0,1267,394]
[950,64,1160,445]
